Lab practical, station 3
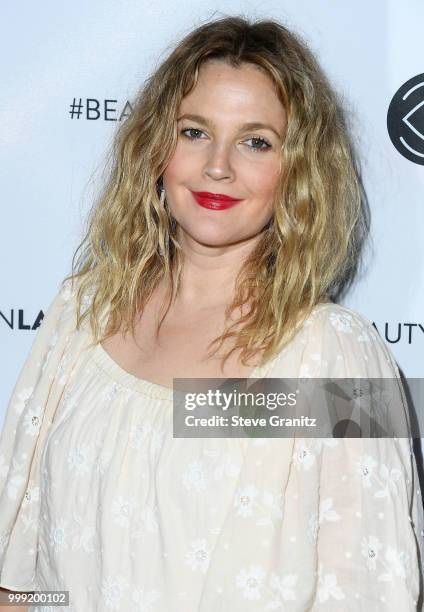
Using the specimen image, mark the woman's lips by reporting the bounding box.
[190,190,244,210]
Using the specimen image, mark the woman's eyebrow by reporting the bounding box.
[177,113,282,140]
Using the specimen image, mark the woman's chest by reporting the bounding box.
[101,304,260,387]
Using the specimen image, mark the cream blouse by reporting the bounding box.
[0,279,423,611]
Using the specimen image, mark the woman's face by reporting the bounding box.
[162,59,287,248]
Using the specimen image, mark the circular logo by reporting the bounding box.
[387,73,424,165]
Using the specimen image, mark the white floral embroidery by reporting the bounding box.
[213,453,241,479]
[307,498,341,545]
[329,312,354,333]
[375,464,402,498]
[256,491,284,527]
[22,483,40,508]
[111,495,137,528]
[316,564,345,602]
[151,429,165,453]
[103,381,120,401]
[101,574,129,609]
[266,572,297,606]
[356,454,378,488]
[185,538,211,573]
[236,564,266,600]
[378,547,410,581]
[6,464,26,501]
[234,484,259,517]
[71,524,96,553]
[182,460,207,492]
[67,444,91,476]
[357,329,371,342]
[23,405,43,436]
[319,498,341,523]
[13,387,34,416]
[356,454,403,498]
[292,440,316,470]
[361,535,383,570]
[49,517,69,553]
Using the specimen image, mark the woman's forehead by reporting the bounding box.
[179,61,286,128]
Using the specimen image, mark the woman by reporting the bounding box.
[0,15,423,612]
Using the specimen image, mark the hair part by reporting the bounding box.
[65,14,369,372]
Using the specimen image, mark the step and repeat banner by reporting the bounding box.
[1,2,423,457]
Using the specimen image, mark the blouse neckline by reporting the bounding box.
[91,341,280,400]
[90,301,333,400]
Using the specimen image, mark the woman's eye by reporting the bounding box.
[244,137,272,152]
[180,128,271,152]
[180,127,205,140]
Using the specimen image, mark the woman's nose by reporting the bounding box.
[202,143,234,181]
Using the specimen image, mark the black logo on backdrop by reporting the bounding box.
[387,73,424,165]
[69,98,133,121]
[1,309,44,330]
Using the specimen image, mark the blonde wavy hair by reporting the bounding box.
[64,15,368,371]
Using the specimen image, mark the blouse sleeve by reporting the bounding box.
[308,306,424,611]
[0,278,81,592]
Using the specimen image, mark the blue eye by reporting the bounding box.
[179,127,272,152]
[244,137,272,152]
[180,127,205,139]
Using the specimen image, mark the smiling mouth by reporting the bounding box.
[190,191,244,210]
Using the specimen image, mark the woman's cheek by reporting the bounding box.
[247,165,279,199]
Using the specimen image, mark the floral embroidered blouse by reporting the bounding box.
[0,279,423,611]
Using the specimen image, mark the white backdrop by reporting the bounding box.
[1,2,423,455]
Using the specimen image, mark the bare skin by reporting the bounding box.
[102,277,261,388]
[102,59,287,388]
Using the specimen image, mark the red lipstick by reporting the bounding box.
[190,190,244,210]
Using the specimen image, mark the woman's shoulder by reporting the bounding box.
[42,276,97,335]
[279,301,399,379]
[309,300,374,328]
[305,300,381,346]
